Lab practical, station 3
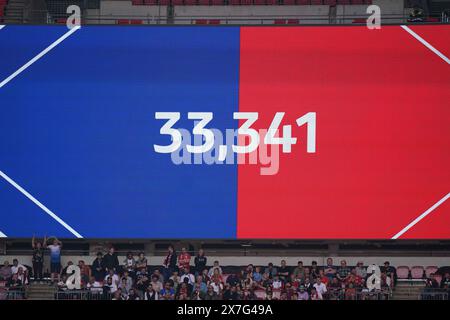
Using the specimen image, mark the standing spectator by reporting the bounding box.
[163,245,177,281]
[278,260,290,281]
[208,260,223,278]
[382,261,396,286]
[178,247,191,272]
[324,258,337,280]
[310,261,320,279]
[136,252,148,274]
[44,236,62,284]
[31,235,44,282]
[0,261,12,281]
[355,261,367,279]
[336,260,351,282]
[194,249,207,275]
[92,252,105,281]
[78,260,91,287]
[293,261,305,279]
[103,246,119,272]
[123,252,136,276]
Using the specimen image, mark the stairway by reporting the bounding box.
[26,283,56,300]
[4,0,26,23]
[392,281,425,300]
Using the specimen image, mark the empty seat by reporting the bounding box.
[274,19,286,24]
[297,0,309,4]
[324,0,337,5]
[241,0,253,4]
[130,19,143,24]
[210,0,224,4]
[117,19,130,24]
[396,266,410,279]
[195,19,208,24]
[208,19,221,24]
[254,0,266,4]
[185,0,198,4]
[230,0,241,4]
[159,0,170,5]
[287,18,299,24]
[311,0,322,4]
[425,266,439,278]
[222,274,230,283]
[411,266,425,279]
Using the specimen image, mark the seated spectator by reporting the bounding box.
[264,263,277,279]
[208,260,223,278]
[313,277,327,299]
[151,269,164,283]
[242,288,257,300]
[135,273,150,298]
[318,269,329,286]
[324,258,337,280]
[16,267,28,286]
[440,272,450,289]
[178,247,191,272]
[11,259,27,276]
[226,272,240,287]
[425,273,440,289]
[382,261,396,285]
[103,276,117,295]
[297,285,309,300]
[150,274,163,292]
[191,283,204,300]
[223,285,240,300]
[112,289,123,300]
[209,268,223,284]
[0,261,12,281]
[194,249,207,275]
[169,271,181,291]
[60,261,74,280]
[272,275,283,290]
[160,281,175,300]
[86,276,103,293]
[119,276,132,295]
[260,272,272,289]
[303,277,313,293]
[310,287,321,300]
[179,268,195,286]
[57,275,68,292]
[252,266,262,283]
[210,277,223,295]
[194,275,207,294]
[177,281,192,299]
[104,269,119,293]
[204,285,219,300]
[127,288,140,300]
[7,273,24,290]
[345,282,357,300]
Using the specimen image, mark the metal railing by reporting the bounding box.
[0,287,26,300]
[55,289,112,300]
[419,288,449,300]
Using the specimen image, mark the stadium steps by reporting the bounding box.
[392,282,426,300]
[3,0,26,23]
[26,283,56,300]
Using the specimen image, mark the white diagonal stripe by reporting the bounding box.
[0,25,5,31]
[0,26,80,89]
[0,170,83,238]
[392,192,450,239]
[401,25,450,65]
[0,230,6,237]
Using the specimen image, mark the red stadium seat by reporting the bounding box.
[222,274,230,283]
[241,0,253,4]
[230,0,241,4]
[337,0,350,4]
[254,289,266,299]
[143,0,158,4]
[283,0,297,4]
[297,0,310,5]
[132,0,144,5]
[352,18,366,23]
[411,266,425,279]
[396,266,410,279]
[56,18,67,24]
[195,19,208,24]
[425,266,439,278]
[311,0,322,5]
[172,0,184,5]
[426,17,440,22]
[211,0,224,4]
[287,18,299,24]
[208,19,221,24]
[324,0,337,5]
[274,19,286,24]
[198,0,210,4]
[352,0,365,4]
[185,0,197,4]
[254,0,265,4]
[130,19,143,24]
[266,0,277,4]
[159,0,170,5]
[117,19,130,25]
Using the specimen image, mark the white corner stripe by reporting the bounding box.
[0,170,83,238]
[0,230,6,237]
[392,192,450,239]
[0,26,80,89]
[401,25,450,65]
[0,25,5,31]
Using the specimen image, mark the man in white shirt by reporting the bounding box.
[104,269,119,292]
[313,277,327,299]
[11,259,27,275]
[180,268,195,285]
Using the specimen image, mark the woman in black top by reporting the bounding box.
[31,235,44,282]
[162,245,177,281]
